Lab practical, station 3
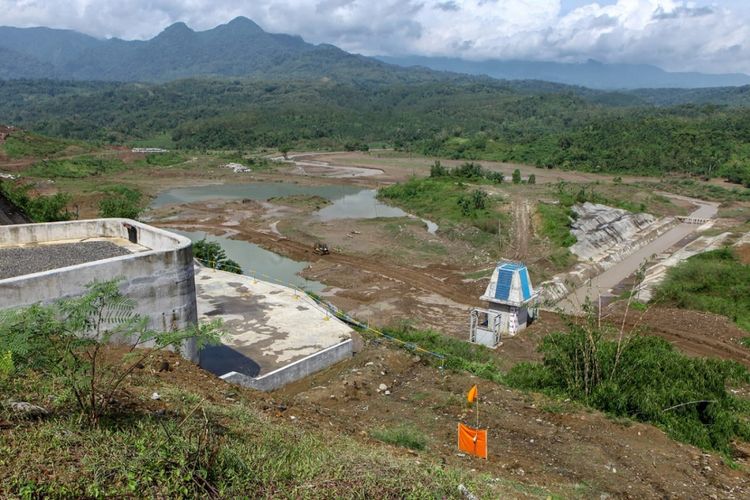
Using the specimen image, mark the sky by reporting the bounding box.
[1,0,749,74]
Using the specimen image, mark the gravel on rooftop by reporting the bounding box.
[0,241,132,280]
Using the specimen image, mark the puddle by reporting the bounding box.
[316,189,438,234]
[175,230,325,293]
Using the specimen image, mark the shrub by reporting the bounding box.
[512,169,521,184]
[507,323,750,453]
[98,185,143,219]
[193,239,243,274]
[0,182,72,222]
[0,279,221,424]
[430,160,447,178]
[528,174,536,185]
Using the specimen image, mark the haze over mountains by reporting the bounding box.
[1,16,749,90]
[378,56,750,90]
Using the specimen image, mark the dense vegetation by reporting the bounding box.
[0,182,71,222]
[654,248,750,332]
[98,185,144,219]
[506,320,750,454]
[2,78,750,185]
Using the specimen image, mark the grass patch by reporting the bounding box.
[378,177,507,236]
[143,151,186,166]
[268,194,331,210]
[537,203,576,248]
[636,179,750,203]
[0,396,491,497]
[130,133,176,149]
[2,132,80,159]
[379,323,505,383]
[371,424,428,450]
[464,268,495,280]
[27,155,127,178]
[654,248,750,332]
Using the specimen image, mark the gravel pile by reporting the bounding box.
[0,241,131,280]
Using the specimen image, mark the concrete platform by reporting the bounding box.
[194,267,354,391]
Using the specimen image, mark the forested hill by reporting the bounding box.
[2,78,749,187]
[0,17,455,84]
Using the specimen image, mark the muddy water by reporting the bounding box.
[316,189,438,233]
[175,230,326,293]
[152,183,438,233]
[151,182,361,208]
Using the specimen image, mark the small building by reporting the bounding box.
[469,261,538,348]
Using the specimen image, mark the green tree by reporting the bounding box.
[98,185,143,219]
[193,239,243,274]
[512,168,522,184]
[0,279,221,424]
[528,174,536,185]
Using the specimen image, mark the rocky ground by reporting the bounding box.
[0,240,130,279]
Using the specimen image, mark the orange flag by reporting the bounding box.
[467,384,478,403]
[457,423,488,459]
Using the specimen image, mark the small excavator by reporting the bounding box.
[313,242,330,256]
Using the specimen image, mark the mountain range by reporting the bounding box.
[1,17,750,89]
[0,17,443,84]
[377,56,750,90]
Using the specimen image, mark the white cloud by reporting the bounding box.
[0,0,749,73]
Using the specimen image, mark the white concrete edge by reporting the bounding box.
[0,218,193,285]
[219,338,353,382]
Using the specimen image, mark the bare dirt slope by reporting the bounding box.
[276,344,750,499]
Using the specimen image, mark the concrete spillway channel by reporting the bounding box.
[545,197,719,314]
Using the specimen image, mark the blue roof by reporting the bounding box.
[494,269,513,301]
[482,261,535,305]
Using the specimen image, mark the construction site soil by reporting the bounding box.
[4,146,750,496]
[126,344,750,499]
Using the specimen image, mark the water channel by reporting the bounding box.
[174,230,326,293]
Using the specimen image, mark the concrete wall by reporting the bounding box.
[220,339,353,392]
[0,219,199,361]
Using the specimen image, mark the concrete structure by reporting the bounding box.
[0,219,199,360]
[1,218,356,390]
[470,261,538,348]
[194,267,354,391]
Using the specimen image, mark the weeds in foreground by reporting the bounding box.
[371,424,428,450]
[0,279,221,425]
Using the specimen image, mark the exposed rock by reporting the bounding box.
[6,401,48,417]
[570,203,656,262]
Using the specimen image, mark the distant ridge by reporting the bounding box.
[1,18,749,89]
[377,56,750,90]
[0,17,445,84]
